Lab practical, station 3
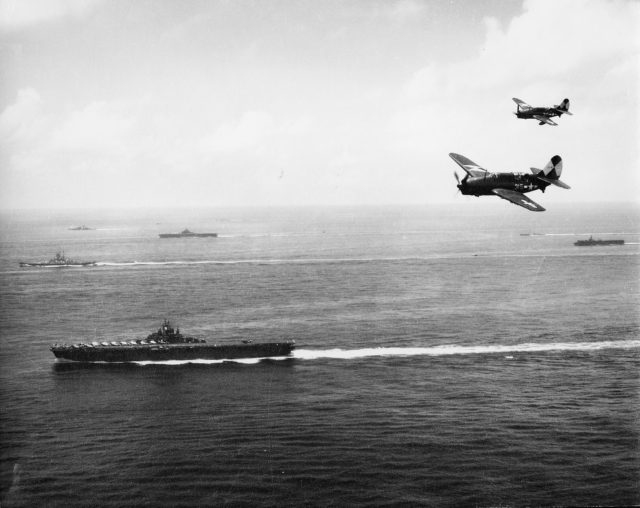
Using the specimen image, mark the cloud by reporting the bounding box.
[49,101,135,155]
[0,94,144,208]
[0,0,104,31]
[0,87,43,143]
[478,0,637,84]
[0,0,637,208]
[403,0,638,98]
[197,110,317,170]
[387,0,639,203]
[199,111,275,156]
[369,0,428,23]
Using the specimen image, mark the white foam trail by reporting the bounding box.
[543,232,640,236]
[292,340,640,360]
[127,341,639,366]
[97,260,225,266]
[83,247,640,269]
[134,356,290,366]
[94,257,423,267]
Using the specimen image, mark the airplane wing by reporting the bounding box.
[448,153,488,178]
[512,97,532,111]
[492,188,545,212]
[533,115,557,126]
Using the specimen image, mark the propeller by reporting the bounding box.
[453,171,463,196]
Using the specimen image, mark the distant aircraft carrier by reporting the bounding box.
[159,228,218,238]
[574,236,624,246]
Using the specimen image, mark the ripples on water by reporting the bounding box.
[1,205,639,507]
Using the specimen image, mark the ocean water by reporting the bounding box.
[0,203,638,507]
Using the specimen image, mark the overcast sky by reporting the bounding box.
[0,0,638,209]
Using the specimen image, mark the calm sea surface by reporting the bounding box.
[1,204,639,507]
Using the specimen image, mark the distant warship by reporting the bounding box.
[51,320,295,362]
[159,229,218,238]
[19,252,96,267]
[574,236,624,246]
[68,225,93,230]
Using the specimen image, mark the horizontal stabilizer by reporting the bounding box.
[536,176,571,189]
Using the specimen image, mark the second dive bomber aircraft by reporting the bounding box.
[512,97,572,126]
[450,153,570,212]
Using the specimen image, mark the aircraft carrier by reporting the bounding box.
[159,229,218,238]
[51,321,295,362]
[574,236,624,246]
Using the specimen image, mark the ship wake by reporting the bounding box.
[133,356,292,366]
[126,339,639,366]
[293,339,640,361]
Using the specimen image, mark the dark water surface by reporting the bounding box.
[1,204,639,507]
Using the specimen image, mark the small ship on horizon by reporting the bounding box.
[574,236,625,246]
[51,321,295,362]
[159,228,218,238]
[19,252,97,267]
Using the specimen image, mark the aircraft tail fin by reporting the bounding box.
[541,155,563,178]
[554,98,572,115]
[530,155,570,189]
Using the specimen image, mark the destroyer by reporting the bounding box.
[574,236,624,246]
[20,252,96,267]
[159,229,218,238]
[51,321,295,362]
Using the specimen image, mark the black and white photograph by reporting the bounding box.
[1,0,638,506]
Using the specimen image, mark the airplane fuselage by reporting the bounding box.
[458,172,545,196]
[515,107,560,119]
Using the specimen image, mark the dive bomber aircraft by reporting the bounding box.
[450,153,570,212]
[512,97,572,126]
